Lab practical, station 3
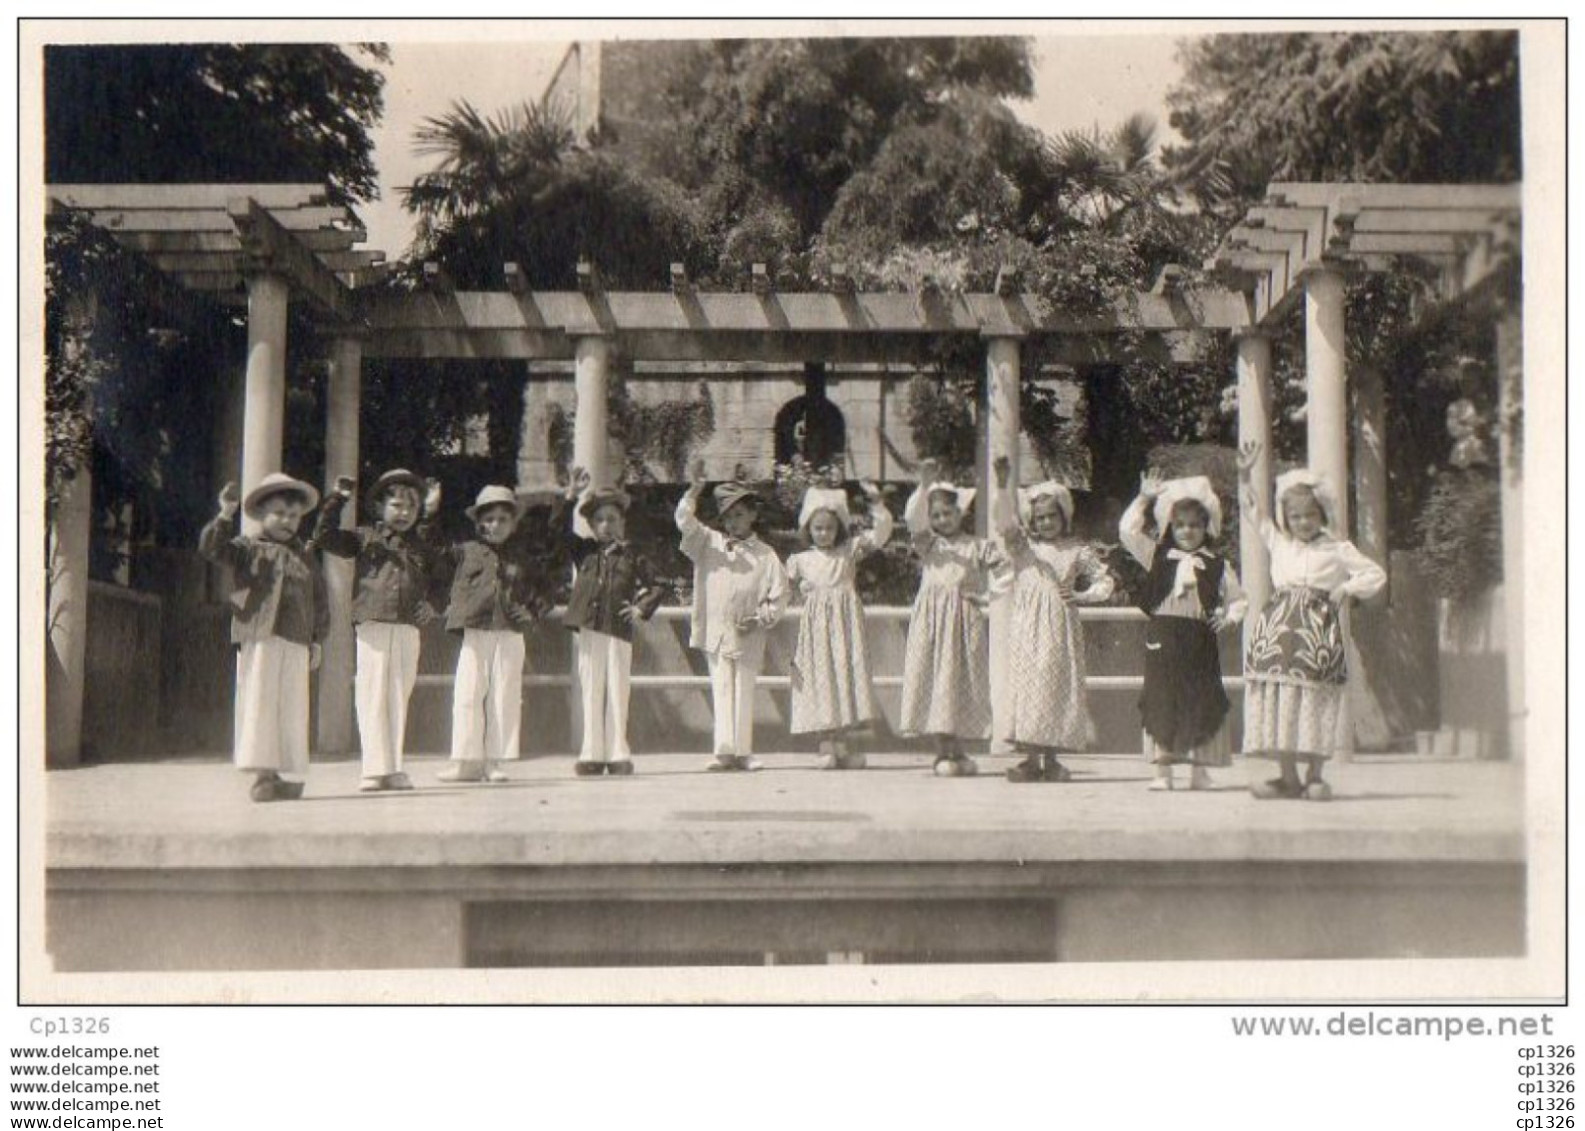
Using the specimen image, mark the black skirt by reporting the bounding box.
[1139,614,1229,754]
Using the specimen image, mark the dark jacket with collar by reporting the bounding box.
[199,512,328,646]
[310,492,434,625]
[553,499,669,642]
[1140,539,1225,616]
[435,532,551,633]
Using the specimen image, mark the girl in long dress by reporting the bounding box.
[898,459,1009,777]
[1237,441,1387,800]
[785,481,893,769]
[991,457,1115,783]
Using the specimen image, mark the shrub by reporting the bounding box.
[1413,470,1502,600]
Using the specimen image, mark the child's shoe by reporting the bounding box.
[249,773,283,803]
[437,761,484,783]
[738,755,764,772]
[1042,757,1073,783]
[816,740,840,770]
[607,760,634,776]
[837,750,867,770]
[1006,756,1044,783]
[1149,765,1175,792]
[935,754,977,777]
[1251,777,1303,800]
[1302,780,1333,801]
[707,754,740,772]
[385,772,414,791]
[574,760,604,777]
[359,776,386,793]
[482,763,509,784]
[1188,766,1213,791]
[274,779,305,801]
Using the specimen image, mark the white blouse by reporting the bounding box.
[1260,518,1387,600]
[787,503,894,595]
[675,491,789,657]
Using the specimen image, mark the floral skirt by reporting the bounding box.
[790,587,878,734]
[1244,586,1351,760]
[900,584,991,739]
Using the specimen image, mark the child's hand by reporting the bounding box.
[619,602,641,626]
[332,475,356,498]
[918,457,941,484]
[309,643,323,671]
[993,454,1011,488]
[218,481,241,517]
[688,458,708,489]
[415,601,437,627]
[570,466,592,497]
[859,479,882,500]
[423,479,443,515]
[1207,608,1229,633]
[1328,583,1352,605]
[735,613,761,633]
[1139,469,1165,498]
[1056,579,1076,603]
[1236,440,1262,478]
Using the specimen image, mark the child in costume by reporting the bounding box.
[899,459,1009,777]
[676,460,788,772]
[785,478,893,769]
[1119,472,1246,791]
[992,457,1115,783]
[199,472,327,802]
[312,469,441,792]
[559,467,670,776]
[1237,442,1387,799]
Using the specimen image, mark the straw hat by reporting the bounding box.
[713,482,762,516]
[1152,475,1223,538]
[1017,480,1074,529]
[366,469,425,513]
[1273,469,1338,535]
[244,473,319,520]
[465,485,525,522]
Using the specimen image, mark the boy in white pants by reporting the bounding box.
[200,473,327,802]
[312,469,441,792]
[676,460,787,771]
[433,485,552,783]
[558,467,670,776]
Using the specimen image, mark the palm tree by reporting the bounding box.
[1043,112,1166,233]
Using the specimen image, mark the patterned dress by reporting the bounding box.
[1244,521,1387,761]
[785,506,893,735]
[898,487,1009,739]
[1000,534,1114,750]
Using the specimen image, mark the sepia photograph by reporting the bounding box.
[19,18,1563,1010]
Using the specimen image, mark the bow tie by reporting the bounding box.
[601,540,627,556]
[1166,547,1209,598]
[725,537,754,554]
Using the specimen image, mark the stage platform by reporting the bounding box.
[45,753,1526,972]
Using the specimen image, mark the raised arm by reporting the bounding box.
[1119,470,1165,568]
[198,482,250,572]
[675,459,714,560]
[852,481,895,558]
[310,477,362,558]
[1237,440,1277,549]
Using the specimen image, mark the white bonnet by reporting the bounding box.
[1153,476,1223,538]
[1018,481,1074,529]
[798,485,853,532]
[1273,468,1338,535]
[923,480,976,513]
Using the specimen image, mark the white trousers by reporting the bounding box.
[576,631,633,763]
[706,652,762,758]
[451,628,525,764]
[234,637,310,777]
[355,622,421,778]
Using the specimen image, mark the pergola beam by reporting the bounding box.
[49,183,329,211]
[227,198,354,322]
[89,205,362,237]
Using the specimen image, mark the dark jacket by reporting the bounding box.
[199,513,328,646]
[435,535,551,633]
[553,499,669,642]
[310,493,434,625]
[1139,539,1226,617]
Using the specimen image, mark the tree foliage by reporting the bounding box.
[45,43,388,205]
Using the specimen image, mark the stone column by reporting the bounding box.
[240,272,290,534]
[318,333,362,754]
[1235,330,1274,651]
[983,337,1021,754]
[1496,306,1524,761]
[1303,265,1349,532]
[573,336,612,488]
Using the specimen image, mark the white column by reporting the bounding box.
[1235,330,1273,653]
[47,466,92,767]
[983,337,1020,754]
[1303,265,1349,532]
[240,272,290,534]
[318,334,362,754]
[573,336,612,487]
[1497,308,1524,761]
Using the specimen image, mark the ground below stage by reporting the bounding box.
[45,754,1526,972]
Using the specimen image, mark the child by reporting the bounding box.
[199,473,327,802]
[785,478,893,769]
[676,460,788,772]
[433,485,553,783]
[1237,442,1387,799]
[899,459,1008,777]
[992,458,1114,783]
[312,469,441,792]
[1119,473,1246,791]
[559,467,670,776]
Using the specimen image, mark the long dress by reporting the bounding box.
[785,505,893,735]
[1119,498,1247,766]
[1000,533,1114,750]
[898,487,1008,739]
[1243,520,1387,761]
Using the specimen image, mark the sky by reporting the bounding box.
[361,33,1187,259]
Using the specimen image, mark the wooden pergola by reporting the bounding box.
[45,181,1524,763]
